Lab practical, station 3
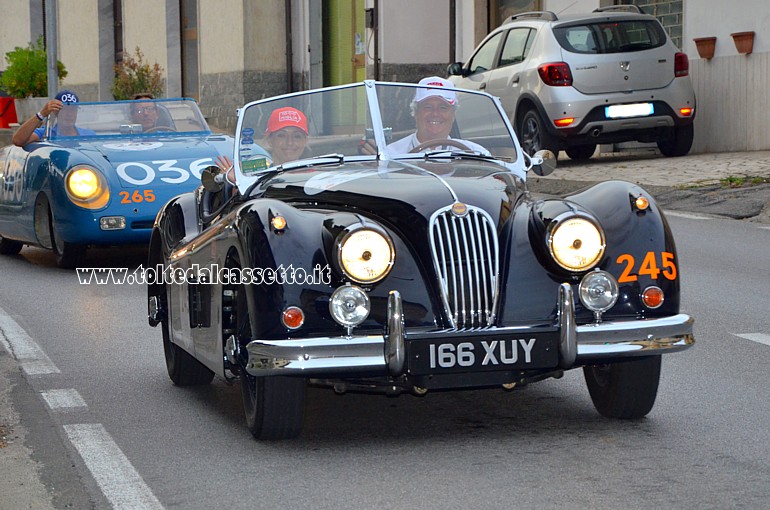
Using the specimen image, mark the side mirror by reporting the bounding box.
[530,149,557,177]
[446,62,466,76]
[201,165,224,192]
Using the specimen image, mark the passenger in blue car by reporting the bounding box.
[12,90,96,146]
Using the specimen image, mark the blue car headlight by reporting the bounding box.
[65,165,110,209]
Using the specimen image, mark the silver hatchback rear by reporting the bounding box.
[448,7,696,159]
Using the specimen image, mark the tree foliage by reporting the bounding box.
[0,37,67,98]
[111,47,164,100]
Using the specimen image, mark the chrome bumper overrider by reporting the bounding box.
[244,285,695,377]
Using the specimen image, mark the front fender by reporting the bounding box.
[231,199,438,341]
[500,180,679,325]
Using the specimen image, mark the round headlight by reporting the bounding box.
[579,270,619,313]
[65,166,109,209]
[548,215,604,271]
[329,285,370,327]
[338,227,394,284]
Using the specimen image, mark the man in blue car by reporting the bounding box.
[12,90,96,146]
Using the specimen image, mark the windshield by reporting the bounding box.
[234,81,520,188]
[46,98,210,139]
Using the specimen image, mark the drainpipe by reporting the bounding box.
[45,0,59,97]
[449,0,456,64]
[285,0,294,92]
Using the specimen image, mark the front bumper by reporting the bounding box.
[244,283,694,377]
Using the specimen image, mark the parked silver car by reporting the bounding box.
[448,6,696,160]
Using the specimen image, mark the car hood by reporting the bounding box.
[255,159,520,231]
[54,135,232,176]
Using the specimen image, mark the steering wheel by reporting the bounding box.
[409,138,471,153]
[143,125,178,133]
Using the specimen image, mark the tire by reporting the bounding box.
[657,123,694,157]
[0,236,23,255]
[583,355,661,419]
[565,144,597,161]
[49,213,86,269]
[232,258,305,439]
[518,109,556,156]
[158,257,215,386]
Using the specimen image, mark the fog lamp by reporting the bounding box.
[329,284,370,327]
[579,269,619,315]
[100,216,126,230]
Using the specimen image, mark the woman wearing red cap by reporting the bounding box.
[263,106,309,164]
[216,106,309,184]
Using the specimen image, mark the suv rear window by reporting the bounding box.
[553,20,666,54]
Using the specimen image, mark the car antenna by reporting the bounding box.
[555,1,578,15]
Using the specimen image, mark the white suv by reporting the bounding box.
[448,6,696,159]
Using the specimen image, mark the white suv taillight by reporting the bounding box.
[674,52,689,77]
[538,62,573,86]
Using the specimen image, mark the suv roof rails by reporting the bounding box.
[593,5,645,14]
[502,11,558,25]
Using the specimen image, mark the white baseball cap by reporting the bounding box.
[413,76,457,105]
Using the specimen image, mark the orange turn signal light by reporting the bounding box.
[679,107,694,116]
[281,306,305,330]
[641,286,664,309]
[271,215,287,232]
[554,117,575,127]
[634,196,650,211]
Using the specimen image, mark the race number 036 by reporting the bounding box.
[116,158,214,186]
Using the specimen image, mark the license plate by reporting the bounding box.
[605,102,654,119]
[407,332,559,375]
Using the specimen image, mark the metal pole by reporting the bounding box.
[45,0,59,97]
[449,0,456,64]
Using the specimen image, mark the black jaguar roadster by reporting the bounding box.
[147,80,694,439]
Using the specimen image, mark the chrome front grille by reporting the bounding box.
[429,204,500,329]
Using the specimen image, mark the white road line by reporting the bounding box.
[0,305,60,375]
[41,388,88,410]
[735,333,770,347]
[665,211,710,220]
[63,424,164,510]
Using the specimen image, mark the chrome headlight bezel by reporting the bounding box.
[336,223,395,284]
[546,212,605,272]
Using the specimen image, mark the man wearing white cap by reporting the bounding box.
[386,76,489,155]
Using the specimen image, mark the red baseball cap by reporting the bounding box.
[265,107,308,136]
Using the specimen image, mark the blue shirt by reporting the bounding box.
[33,125,97,139]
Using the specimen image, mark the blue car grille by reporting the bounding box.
[429,205,500,329]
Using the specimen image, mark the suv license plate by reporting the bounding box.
[605,103,654,119]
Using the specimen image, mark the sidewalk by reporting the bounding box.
[529,149,770,222]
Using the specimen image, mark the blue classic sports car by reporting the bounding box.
[0,98,233,267]
[147,80,695,439]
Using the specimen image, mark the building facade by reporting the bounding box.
[1,0,767,152]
